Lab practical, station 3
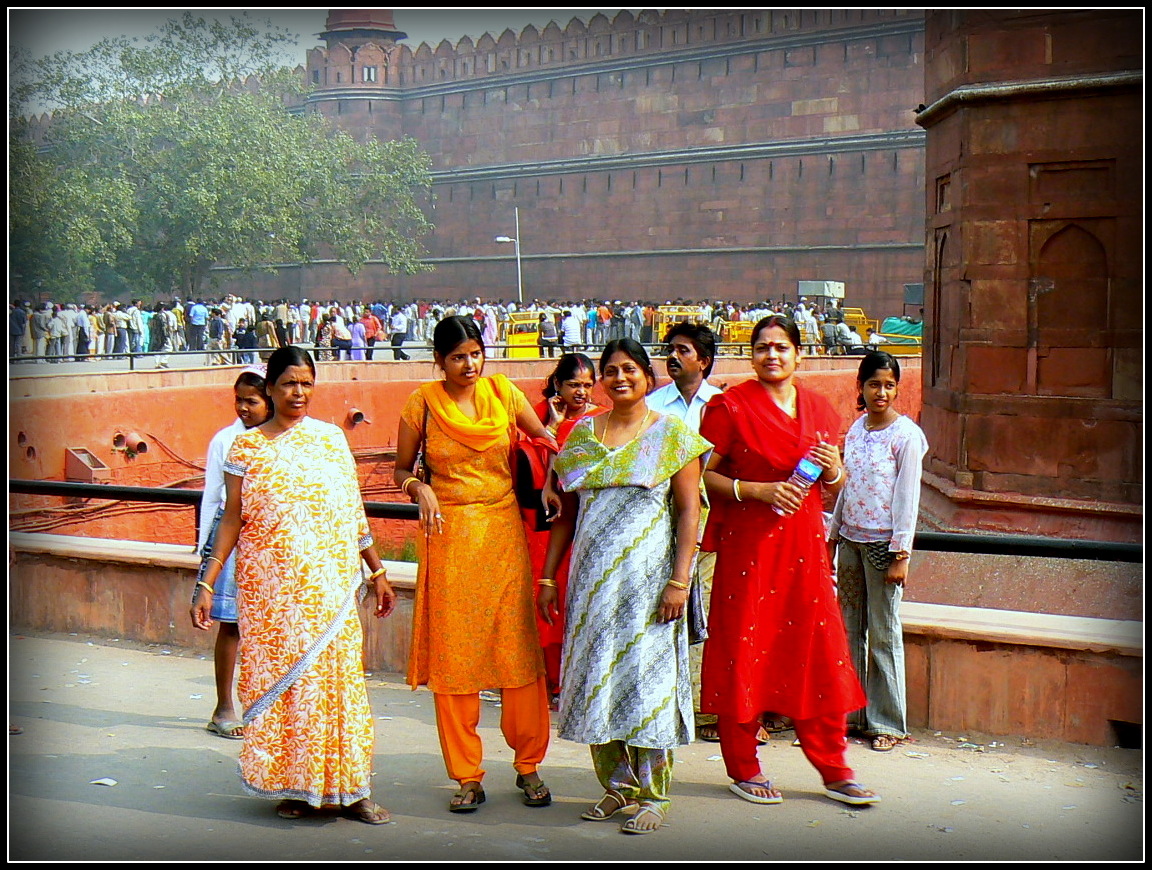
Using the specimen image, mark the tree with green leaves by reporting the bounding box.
[10,12,433,301]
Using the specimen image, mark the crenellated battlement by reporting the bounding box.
[305,9,923,90]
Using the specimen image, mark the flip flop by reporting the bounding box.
[823,781,881,806]
[515,773,552,807]
[276,799,312,819]
[729,779,784,805]
[449,781,486,813]
[343,799,391,825]
[206,720,244,740]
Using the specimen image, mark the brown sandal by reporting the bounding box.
[449,781,486,813]
[343,799,391,825]
[516,773,552,807]
[276,799,312,820]
[871,734,902,752]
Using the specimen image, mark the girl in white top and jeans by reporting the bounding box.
[828,351,928,751]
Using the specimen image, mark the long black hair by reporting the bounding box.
[432,315,484,359]
[599,338,657,393]
[856,350,902,411]
[234,369,273,419]
[543,353,596,398]
[751,314,801,351]
[265,345,316,390]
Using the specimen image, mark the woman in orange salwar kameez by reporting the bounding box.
[394,316,557,814]
[700,316,880,808]
[193,346,397,824]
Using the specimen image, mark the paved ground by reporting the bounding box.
[7,631,1144,862]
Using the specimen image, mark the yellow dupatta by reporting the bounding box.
[419,373,515,452]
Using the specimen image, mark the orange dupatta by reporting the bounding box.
[418,373,516,452]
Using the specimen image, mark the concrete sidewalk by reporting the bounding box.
[8,632,1143,862]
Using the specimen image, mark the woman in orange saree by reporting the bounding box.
[193,346,396,824]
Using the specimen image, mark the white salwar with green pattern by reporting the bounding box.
[554,413,712,750]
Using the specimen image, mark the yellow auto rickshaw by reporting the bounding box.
[506,311,541,358]
[651,306,706,346]
[719,320,754,354]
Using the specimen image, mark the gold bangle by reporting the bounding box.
[732,478,743,502]
[207,555,225,569]
[196,581,215,595]
[893,551,910,561]
[537,578,557,588]
[666,580,691,591]
[402,476,420,498]
[822,467,844,486]
[368,567,388,580]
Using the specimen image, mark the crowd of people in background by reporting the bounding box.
[9,294,898,366]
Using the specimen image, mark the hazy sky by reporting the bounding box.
[9,9,631,62]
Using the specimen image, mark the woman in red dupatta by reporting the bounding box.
[699,316,879,807]
[522,353,606,704]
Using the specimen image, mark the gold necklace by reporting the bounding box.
[864,412,897,431]
[604,408,652,446]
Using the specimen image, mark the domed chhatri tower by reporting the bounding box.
[305,10,408,140]
[265,8,929,310]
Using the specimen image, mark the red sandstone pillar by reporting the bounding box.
[915,10,1142,543]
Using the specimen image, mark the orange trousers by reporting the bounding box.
[433,676,551,784]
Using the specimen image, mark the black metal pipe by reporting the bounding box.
[9,478,1140,562]
[8,478,420,521]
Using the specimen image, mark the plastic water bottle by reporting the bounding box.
[772,454,823,516]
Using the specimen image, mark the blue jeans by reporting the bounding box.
[836,538,907,738]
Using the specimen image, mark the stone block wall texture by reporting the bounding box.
[917,10,1142,539]
[211,9,928,315]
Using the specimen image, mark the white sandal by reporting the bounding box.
[581,789,636,821]
[620,803,665,835]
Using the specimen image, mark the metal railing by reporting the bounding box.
[9,478,1141,563]
[10,341,861,369]
[9,479,418,535]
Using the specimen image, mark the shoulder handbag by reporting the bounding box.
[412,399,431,486]
[511,433,555,532]
[686,551,709,645]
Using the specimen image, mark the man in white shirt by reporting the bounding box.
[647,321,722,431]
[560,309,583,350]
[644,320,723,742]
[388,309,411,360]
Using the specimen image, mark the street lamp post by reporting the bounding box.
[494,206,523,306]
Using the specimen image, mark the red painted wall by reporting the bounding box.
[10,357,916,546]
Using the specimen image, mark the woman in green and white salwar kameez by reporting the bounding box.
[539,339,710,835]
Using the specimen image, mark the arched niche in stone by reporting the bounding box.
[1030,222,1110,398]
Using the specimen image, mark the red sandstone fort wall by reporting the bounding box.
[210,10,928,314]
[9,358,907,546]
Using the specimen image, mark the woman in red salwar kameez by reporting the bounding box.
[522,353,606,704]
[699,315,880,807]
